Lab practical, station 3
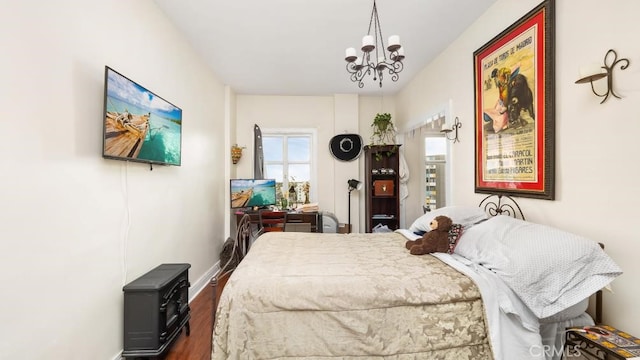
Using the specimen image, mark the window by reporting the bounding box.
[404,111,451,216]
[263,130,315,208]
[424,136,447,212]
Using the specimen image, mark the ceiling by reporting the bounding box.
[153,0,497,96]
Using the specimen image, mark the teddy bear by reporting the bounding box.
[405,215,453,255]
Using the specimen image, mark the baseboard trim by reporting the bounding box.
[189,262,220,302]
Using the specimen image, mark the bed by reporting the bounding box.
[211,195,622,360]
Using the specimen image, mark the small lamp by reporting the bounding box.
[440,117,462,143]
[347,179,362,233]
[575,49,630,104]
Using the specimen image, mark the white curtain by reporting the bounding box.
[398,149,410,200]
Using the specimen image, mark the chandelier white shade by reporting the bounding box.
[345,0,405,88]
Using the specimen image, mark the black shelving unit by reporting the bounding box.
[364,145,401,232]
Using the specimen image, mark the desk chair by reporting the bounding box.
[259,210,288,232]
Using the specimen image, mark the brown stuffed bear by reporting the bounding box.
[405,215,453,255]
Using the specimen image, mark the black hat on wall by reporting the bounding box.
[329,134,363,161]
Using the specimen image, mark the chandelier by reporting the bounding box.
[344,0,405,88]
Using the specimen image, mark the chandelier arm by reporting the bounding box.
[346,63,357,75]
[350,71,365,87]
[381,61,401,83]
[348,64,371,89]
[348,66,363,79]
[389,61,403,73]
[356,67,369,88]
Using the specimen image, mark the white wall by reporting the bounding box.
[235,97,328,217]
[3,1,637,357]
[234,95,396,233]
[0,1,226,359]
[235,95,343,221]
[396,0,640,334]
[225,87,238,239]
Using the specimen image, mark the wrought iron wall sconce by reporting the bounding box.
[440,117,462,143]
[575,49,630,104]
[231,144,245,164]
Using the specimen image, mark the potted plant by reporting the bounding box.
[370,113,398,160]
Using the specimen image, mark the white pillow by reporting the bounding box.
[408,206,488,233]
[454,216,622,319]
[539,298,589,324]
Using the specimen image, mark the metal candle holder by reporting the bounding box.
[575,49,630,104]
[440,117,462,143]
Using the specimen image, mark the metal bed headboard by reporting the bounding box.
[478,194,526,220]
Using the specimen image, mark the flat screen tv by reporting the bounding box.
[102,66,182,166]
[230,179,277,209]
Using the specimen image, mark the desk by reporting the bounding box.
[235,211,322,233]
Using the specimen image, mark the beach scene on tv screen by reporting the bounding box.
[104,68,182,166]
[231,180,276,208]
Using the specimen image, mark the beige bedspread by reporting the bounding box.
[212,231,492,359]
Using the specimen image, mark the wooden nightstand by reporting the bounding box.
[564,325,640,359]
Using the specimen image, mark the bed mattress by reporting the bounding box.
[212,232,493,359]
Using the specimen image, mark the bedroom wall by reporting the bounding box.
[0,1,226,359]
[395,0,640,335]
[234,95,395,233]
[235,95,343,225]
[225,87,238,239]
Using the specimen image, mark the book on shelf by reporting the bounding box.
[372,214,395,219]
[571,325,640,359]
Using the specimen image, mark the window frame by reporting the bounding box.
[423,135,449,211]
[261,128,317,205]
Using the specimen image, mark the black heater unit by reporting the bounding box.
[122,263,191,359]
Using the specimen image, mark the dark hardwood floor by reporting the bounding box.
[161,275,227,360]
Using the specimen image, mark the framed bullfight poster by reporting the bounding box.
[473,0,555,200]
